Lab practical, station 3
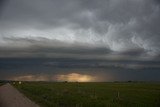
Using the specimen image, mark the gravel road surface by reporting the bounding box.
[0,83,40,107]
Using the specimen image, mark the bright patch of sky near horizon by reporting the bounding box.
[0,0,160,81]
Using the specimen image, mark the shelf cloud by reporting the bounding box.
[0,0,160,81]
[0,0,160,59]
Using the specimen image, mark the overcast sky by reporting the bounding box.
[0,0,160,81]
[0,0,160,59]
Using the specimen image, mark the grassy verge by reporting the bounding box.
[0,82,5,86]
[13,82,160,107]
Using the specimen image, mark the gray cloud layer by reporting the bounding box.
[0,0,160,59]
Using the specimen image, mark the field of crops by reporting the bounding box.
[13,82,160,107]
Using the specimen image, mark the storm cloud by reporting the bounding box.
[0,0,160,59]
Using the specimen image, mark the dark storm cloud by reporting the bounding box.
[0,0,8,15]
[0,58,160,81]
[0,0,160,58]
[0,37,111,55]
[0,36,154,61]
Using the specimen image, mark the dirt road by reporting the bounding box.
[0,83,40,107]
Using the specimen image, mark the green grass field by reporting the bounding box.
[0,81,4,86]
[0,83,3,86]
[13,82,160,107]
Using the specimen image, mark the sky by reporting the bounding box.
[0,0,160,82]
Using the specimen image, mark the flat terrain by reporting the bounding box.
[0,82,4,86]
[0,83,39,107]
[13,82,160,107]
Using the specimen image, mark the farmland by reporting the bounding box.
[0,83,3,86]
[13,82,160,107]
[0,81,5,86]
